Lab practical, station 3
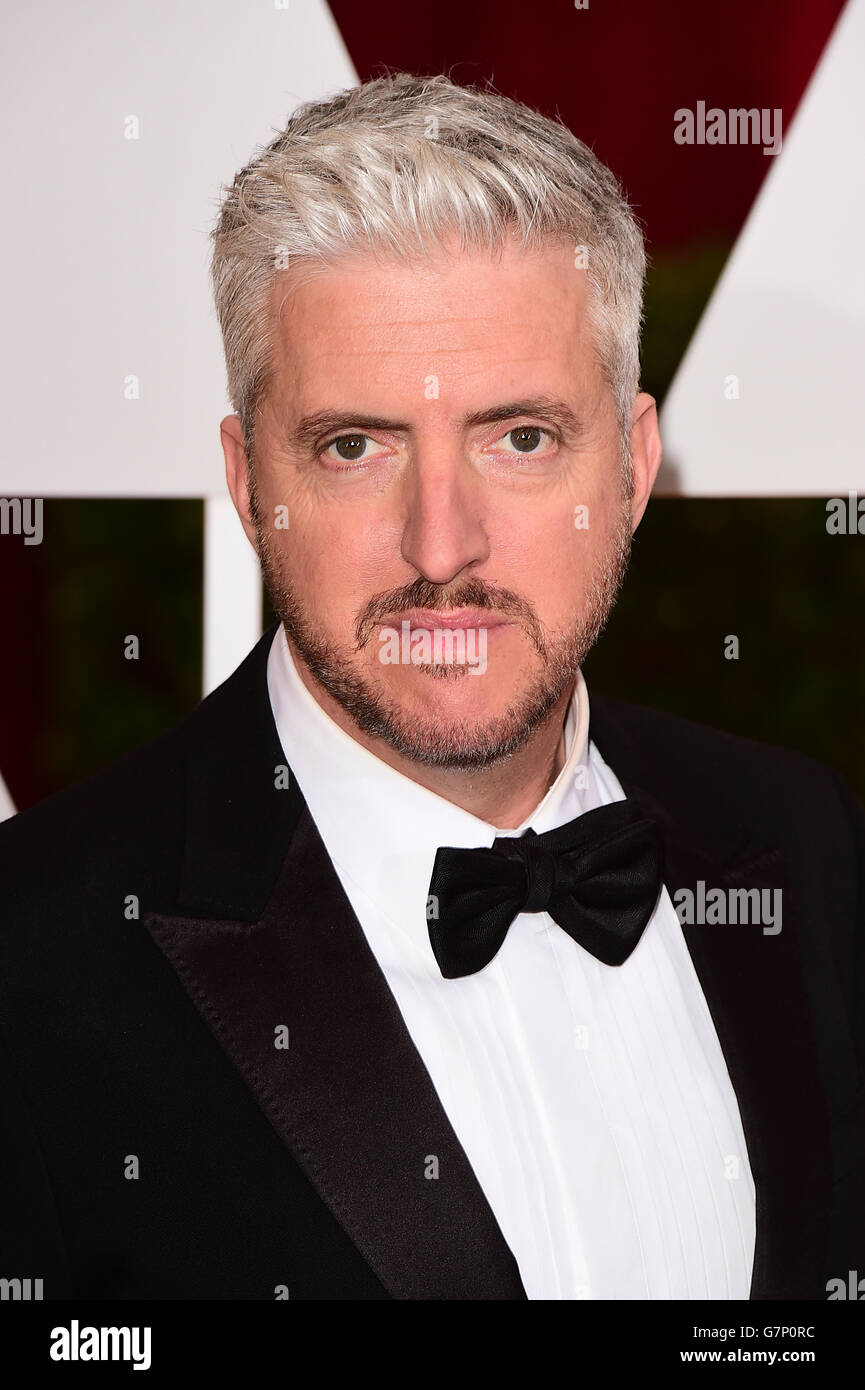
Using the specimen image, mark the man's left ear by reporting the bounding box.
[628,392,663,531]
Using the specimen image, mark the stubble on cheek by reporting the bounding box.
[247,476,634,771]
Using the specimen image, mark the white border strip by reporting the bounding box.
[203,496,263,697]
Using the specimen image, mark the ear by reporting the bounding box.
[220,415,258,549]
[628,392,663,532]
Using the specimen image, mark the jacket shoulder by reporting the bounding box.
[588,691,863,853]
[0,716,189,922]
[591,692,845,788]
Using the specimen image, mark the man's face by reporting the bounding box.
[224,234,661,769]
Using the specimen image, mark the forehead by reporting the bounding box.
[266,236,600,408]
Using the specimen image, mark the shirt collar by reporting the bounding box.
[266,625,594,961]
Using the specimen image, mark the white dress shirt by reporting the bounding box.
[266,626,756,1300]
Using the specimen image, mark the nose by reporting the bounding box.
[399,447,490,585]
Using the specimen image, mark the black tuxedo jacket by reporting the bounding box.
[1,626,863,1300]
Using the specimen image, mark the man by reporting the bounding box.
[1,73,863,1301]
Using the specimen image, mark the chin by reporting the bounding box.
[374,703,545,771]
[376,665,516,715]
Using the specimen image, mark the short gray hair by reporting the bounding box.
[210,72,646,475]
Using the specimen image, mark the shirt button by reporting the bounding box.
[573,1284,592,1300]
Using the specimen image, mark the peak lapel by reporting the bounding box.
[143,626,526,1300]
[589,697,832,1299]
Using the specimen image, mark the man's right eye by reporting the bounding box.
[322,433,389,465]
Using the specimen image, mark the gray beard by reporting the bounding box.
[253,506,632,771]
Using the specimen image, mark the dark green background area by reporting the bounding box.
[6,239,864,809]
[583,496,864,805]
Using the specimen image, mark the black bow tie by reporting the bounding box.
[427,799,664,979]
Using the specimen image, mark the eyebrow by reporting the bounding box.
[286,396,585,451]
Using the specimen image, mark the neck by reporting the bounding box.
[290,648,574,830]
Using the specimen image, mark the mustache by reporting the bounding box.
[354,577,545,653]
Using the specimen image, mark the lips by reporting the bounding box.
[387,609,513,630]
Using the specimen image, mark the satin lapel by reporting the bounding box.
[589,698,832,1300]
[143,627,526,1301]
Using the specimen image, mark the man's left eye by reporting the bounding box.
[494,426,553,455]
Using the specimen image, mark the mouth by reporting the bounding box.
[383,609,514,632]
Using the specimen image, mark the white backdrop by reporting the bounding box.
[658,0,865,495]
[1,0,356,498]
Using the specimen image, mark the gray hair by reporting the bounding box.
[210,72,646,479]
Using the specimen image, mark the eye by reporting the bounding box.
[321,433,390,466]
[492,425,555,456]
